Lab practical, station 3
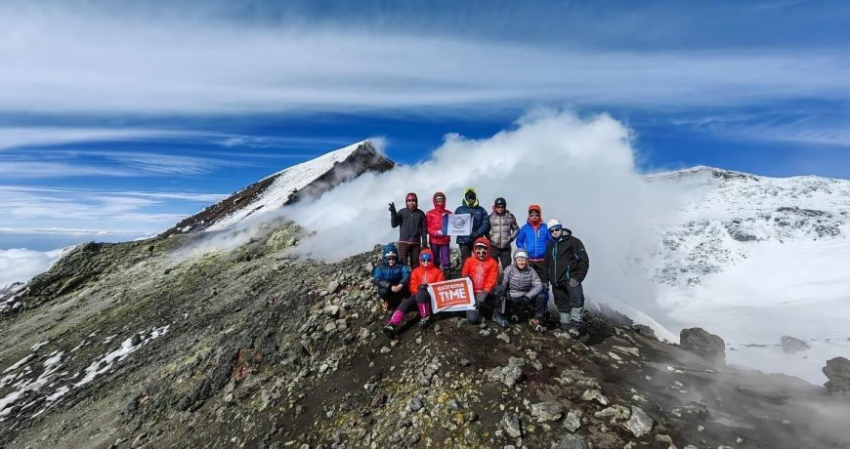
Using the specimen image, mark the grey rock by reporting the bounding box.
[323,305,340,318]
[824,356,850,393]
[407,397,424,412]
[486,357,526,387]
[623,406,653,438]
[680,328,725,363]
[530,402,563,422]
[328,280,340,294]
[554,433,587,449]
[781,336,810,353]
[580,389,608,405]
[594,405,630,421]
[357,327,370,340]
[501,412,523,438]
[563,409,582,432]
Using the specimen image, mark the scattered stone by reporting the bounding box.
[324,322,337,332]
[563,409,583,432]
[323,305,340,318]
[327,280,340,294]
[530,402,563,422]
[497,333,511,344]
[780,335,810,353]
[680,328,725,364]
[594,405,630,421]
[823,357,850,394]
[553,433,587,449]
[357,328,371,340]
[486,357,525,387]
[460,359,471,367]
[379,346,391,354]
[370,391,386,408]
[407,397,424,412]
[623,406,653,437]
[656,434,673,444]
[612,345,640,357]
[433,324,442,333]
[501,412,523,438]
[670,402,709,419]
[580,389,608,405]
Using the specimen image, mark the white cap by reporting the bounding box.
[514,249,529,260]
[547,219,562,230]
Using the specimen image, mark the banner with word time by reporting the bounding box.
[427,278,476,313]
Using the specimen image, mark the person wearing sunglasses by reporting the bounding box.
[493,248,546,330]
[425,191,453,278]
[372,243,412,312]
[545,219,590,337]
[382,249,444,337]
[454,188,490,266]
[389,192,427,268]
[461,236,500,324]
[488,197,519,273]
[516,204,551,306]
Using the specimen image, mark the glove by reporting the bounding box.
[376,280,391,290]
[569,278,580,288]
[388,202,397,213]
[418,283,428,290]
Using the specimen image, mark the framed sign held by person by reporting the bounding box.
[444,213,472,236]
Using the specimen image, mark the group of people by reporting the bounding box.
[373,188,590,339]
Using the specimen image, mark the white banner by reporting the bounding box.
[427,278,476,313]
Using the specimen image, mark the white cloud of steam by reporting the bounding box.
[277,110,675,334]
[0,247,66,289]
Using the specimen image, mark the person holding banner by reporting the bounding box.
[425,191,452,279]
[545,219,590,337]
[461,236,500,324]
[372,244,411,312]
[455,188,490,265]
[389,192,427,268]
[382,249,445,338]
[493,248,546,330]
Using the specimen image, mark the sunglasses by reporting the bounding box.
[435,199,445,203]
[474,247,488,253]
[529,211,540,216]
[549,228,562,234]
[495,205,505,209]
[406,200,417,203]
[421,254,432,262]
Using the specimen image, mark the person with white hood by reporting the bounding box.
[545,219,590,337]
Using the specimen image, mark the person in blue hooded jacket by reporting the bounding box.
[454,188,490,265]
[372,243,411,312]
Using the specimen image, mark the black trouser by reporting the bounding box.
[378,287,406,309]
[466,292,496,324]
[552,282,585,327]
[398,241,421,269]
[397,289,431,314]
[493,285,546,320]
[490,246,512,272]
[459,244,473,266]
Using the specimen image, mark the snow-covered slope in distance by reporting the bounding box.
[647,167,850,384]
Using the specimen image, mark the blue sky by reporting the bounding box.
[1,0,849,250]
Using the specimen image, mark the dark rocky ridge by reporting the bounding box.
[1,220,849,449]
[160,141,394,238]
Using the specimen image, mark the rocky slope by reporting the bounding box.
[2,218,849,449]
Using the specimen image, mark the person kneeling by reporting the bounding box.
[461,237,500,324]
[383,250,444,337]
[494,249,546,331]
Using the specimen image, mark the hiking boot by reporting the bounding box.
[529,318,545,333]
[381,324,397,338]
[380,300,389,312]
[418,315,435,329]
[493,314,511,329]
[567,327,581,339]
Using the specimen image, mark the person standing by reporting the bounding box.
[389,193,427,268]
[372,243,412,312]
[454,188,490,266]
[382,249,444,337]
[425,191,452,278]
[545,219,590,337]
[488,197,518,272]
[461,237,499,324]
[516,204,550,307]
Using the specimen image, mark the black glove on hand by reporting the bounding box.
[418,283,428,290]
[376,280,391,290]
[388,202,396,213]
[569,278,580,288]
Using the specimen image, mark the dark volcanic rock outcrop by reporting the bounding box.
[679,327,726,364]
[824,356,850,394]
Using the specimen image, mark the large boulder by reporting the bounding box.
[823,357,850,394]
[780,336,810,353]
[680,328,725,364]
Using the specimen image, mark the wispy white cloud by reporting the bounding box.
[0,127,204,151]
[0,161,133,178]
[0,4,847,116]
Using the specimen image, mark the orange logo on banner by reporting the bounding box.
[428,278,475,312]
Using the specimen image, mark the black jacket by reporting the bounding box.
[391,207,427,246]
[545,229,589,287]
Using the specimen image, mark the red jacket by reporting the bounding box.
[426,192,451,246]
[462,254,499,294]
[409,264,446,294]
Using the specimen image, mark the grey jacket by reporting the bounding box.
[501,263,544,299]
[488,210,519,249]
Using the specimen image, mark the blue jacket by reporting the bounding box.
[455,198,490,246]
[372,244,411,289]
[516,222,550,260]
